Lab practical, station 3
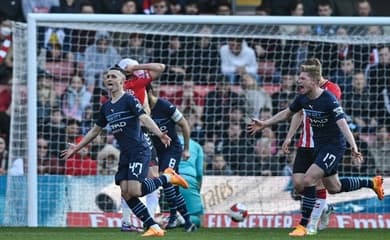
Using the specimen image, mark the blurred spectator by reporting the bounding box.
[220,38,258,85]
[215,1,232,15]
[0,18,13,81]
[271,72,296,146]
[202,138,215,167]
[120,0,141,14]
[0,107,10,147]
[0,136,8,175]
[84,31,121,92]
[253,134,281,176]
[7,156,24,176]
[355,0,373,16]
[313,0,337,36]
[50,0,82,13]
[369,126,390,175]
[281,26,315,73]
[96,144,119,175]
[169,0,184,14]
[367,45,390,125]
[221,123,255,175]
[0,0,24,22]
[261,0,304,16]
[80,104,93,134]
[340,122,376,176]
[185,0,199,15]
[94,0,123,13]
[331,58,355,93]
[330,0,359,16]
[343,72,376,133]
[202,76,246,139]
[61,74,92,121]
[153,36,186,84]
[69,1,96,67]
[186,26,220,85]
[50,118,81,159]
[240,72,272,119]
[279,0,304,35]
[169,79,204,112]
[22,0,60,19]
[37,137,65,174]
[37,70,60,126]
[0,77,12,112]
[65,136,97,175]
[38,106,65,155]
[119,33,153,64]
[151,0,171,14]
[205,153,235,175]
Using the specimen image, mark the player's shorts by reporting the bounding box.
[293,147,316,174]
[314,144,345,177]
[158,145,182,172]
[142,128,159,167]
[115,147,151,185]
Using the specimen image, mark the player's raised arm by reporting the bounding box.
[336,118,363,165]
[282,111,304,154]
[61,124,102,160]
[176,116,191,160]
[139,114,171,147]
[127,63,166,80]
[247,108,294,135]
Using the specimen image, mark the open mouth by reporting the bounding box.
[297,85,304,93]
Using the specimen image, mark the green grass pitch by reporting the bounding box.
[0,227,389,240]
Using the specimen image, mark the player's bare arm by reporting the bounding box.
[336,118,363,165]
[247,108,294,135]
[127,63,166,80]
[177,117,191,160]
[139,114,171,147]
[61,124,102,160]
[282,111,304,153]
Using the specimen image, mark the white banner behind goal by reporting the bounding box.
[2,14,390,227]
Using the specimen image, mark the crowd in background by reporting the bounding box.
[0,0,389,178]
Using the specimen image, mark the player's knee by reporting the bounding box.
[122,182,142,199]
[293,180,305,193]
[326,184,342,194]
[302,175,316,187]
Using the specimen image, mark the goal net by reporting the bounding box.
[2,14,390,228]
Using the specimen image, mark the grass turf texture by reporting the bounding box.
[0,228,389,240]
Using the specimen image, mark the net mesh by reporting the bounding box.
[3,17,390,226]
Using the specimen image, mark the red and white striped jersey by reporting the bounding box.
[297,80,342,148]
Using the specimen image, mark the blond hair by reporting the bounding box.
[300,58,322,83]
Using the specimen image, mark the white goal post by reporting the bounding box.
[4,14,390,227]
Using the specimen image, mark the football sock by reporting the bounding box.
[174,188,192,227]
[126,197,155,229]
[340,177,372,192]
[146,189,160,219]
[300,186,316,227]
[310,189,327,221]
[121,197,131,224]
[141,176,167,196]
[163,184,178,217]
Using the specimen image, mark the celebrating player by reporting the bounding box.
[116,58,166,231]
[281,58,341,235]
[146,83,197,232]
[247,59,384,237]
[62,66,189,237]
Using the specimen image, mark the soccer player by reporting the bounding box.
[247,60,384,237]
[281,58,341,235]
[62,66,189,237]
[117,58,166,230]
[146,84,197,232]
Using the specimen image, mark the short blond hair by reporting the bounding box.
[300,58,322,83]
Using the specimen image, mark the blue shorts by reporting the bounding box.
[293,147,316,174]
[115,147,151,185]
[158,146,182,172]
[314,144,345,177]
